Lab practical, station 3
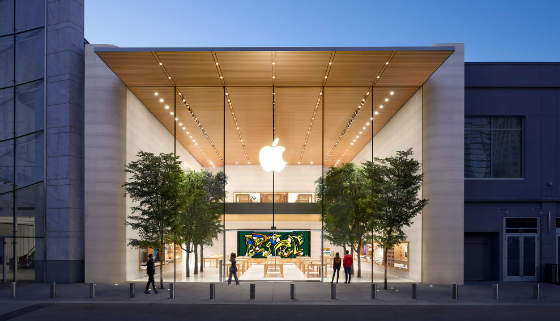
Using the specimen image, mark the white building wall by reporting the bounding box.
[351,88,423,282]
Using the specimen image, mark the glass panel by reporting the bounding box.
[15,182,43,238]
[16,79,43,135]
[522,236,536,277]
[492,130,522,178]
[0,140,14,194]
[15,0,45,32]
[0,35,15,88]
[15,131,43,187]
[15,28,43,84]
[465,117,491,129]
[0,0,15,37]
[464,129,491,178]
[0,87,14,140]
[493,117,522,129]
[0,192,14,282]
[507,236,520,277]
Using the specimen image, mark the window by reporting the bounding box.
[0,139,14,193]
[15,131,43,187]
[0,35,15,88]
[0,87,14,140]
[505,217,538,234]
[16,79,43,135]
[465,117,522,178]
[15,28,43,84]
[0,0,15,37]
[15,0,45,32]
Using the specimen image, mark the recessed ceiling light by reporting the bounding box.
[215,62,219,65]
[385,98,389,102]
[363,127,366,130]
[310,162,313,164]
[272,62,275,65]
[168,76,171,79]
[377,76,380,79]
[165,105,169,109]
[272,76,275,79]
[186,132,189,134]
[390,91,394,95]
[220,76,223,79]
[351,142,354,145]
[366,123,370,126]
[154,92,159,96]
[359,132,362,134]
[179,123,183,126]
[329,62,332,65]
[159,98,164,102]
[175,117,178,121]
[170,112,174,115]
[371,117,373,120]
[183,127,186,130]
[380,105,383,108]
[324,76,328,79]
[374,111,378,115]
[386,62,389,64]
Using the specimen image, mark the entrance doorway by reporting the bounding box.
[503,217,539,281]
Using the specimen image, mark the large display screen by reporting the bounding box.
[238,231,310,258]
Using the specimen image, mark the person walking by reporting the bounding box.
[144,254,159,294]
[227,252,239,285]
[331,252,341,284]
[343,250,353,284]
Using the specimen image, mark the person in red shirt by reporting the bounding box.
[343,250,353,284]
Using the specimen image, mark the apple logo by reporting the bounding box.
[259,138,287,172]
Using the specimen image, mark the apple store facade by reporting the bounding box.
[84,45,465,285]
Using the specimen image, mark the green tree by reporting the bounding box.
[316,163,372,278]
[363,149,428,289]
[198,170,226,273]
[123,151,185,289]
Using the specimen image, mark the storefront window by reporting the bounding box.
[15,79,43,135]
[0,140,14,194]
[15,0,45,32]
[0,0,15,37]
[0,35,15,88]
[15,28,44,84]
[15,131,43,187]
[0,87,15,140]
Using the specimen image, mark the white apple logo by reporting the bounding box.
[259,138,287,172]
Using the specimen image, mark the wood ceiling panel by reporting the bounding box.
[376,50,453,87]
[225,87,273,165]
[326,51,392,87]
[274,51,332,86]
[225,214,320,221]
[217,51,273,86]
[176,87,224,167]
[156,52,223,87]
[274,87,322,165]
[96,52,170,86]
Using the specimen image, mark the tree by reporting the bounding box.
[316,163,373,278]
[198,170,226,273]
[362,149,428,289]
[123,151,185,289]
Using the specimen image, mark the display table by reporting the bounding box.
[264,263,284,278]
[204,255,223,267]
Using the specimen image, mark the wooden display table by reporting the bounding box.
[264,263,284,278]
[305,261,322,278]
[203,255,223,268]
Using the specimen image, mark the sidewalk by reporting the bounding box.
[1,282,559,306]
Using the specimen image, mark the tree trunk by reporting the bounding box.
[186,246,191,278]
[383,247,388,290]
[357,241,362,278]
[200,244,204,272]
[194,243,198,275]
[350,245,354,275]
[159,246,164,289]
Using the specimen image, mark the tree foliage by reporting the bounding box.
[123,151,185,289]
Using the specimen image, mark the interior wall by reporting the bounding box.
[125,89,202,281]
[351,87,423,282]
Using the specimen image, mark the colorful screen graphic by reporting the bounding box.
[238,231,310,258]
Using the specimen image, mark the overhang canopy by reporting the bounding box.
[95,47,453,167]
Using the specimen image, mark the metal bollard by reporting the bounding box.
[11,282,16,298]
[210,283,216,299]
[250,283,255,300]
[331,283,336,300]
[129,283,135,298]
[290,283,296,300]
[90,283,96,298]
[219,260,223,283]
[371,284,377,300]
[50,282,56,298]
[412,283,417,299]
[534,284,539,300]
[452,284,458,300]
[492,284,499,300]
[170,283,175,299]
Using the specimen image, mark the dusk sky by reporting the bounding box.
[84,0,560,62]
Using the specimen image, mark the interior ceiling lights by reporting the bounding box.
[297,51,336,165]
[153,53,223,167]
[330,52,397,167]
[212,52,251,165]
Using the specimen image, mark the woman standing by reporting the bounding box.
[227,252,239,285]
[331,252,341,284]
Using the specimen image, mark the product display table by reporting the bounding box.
[264,263,284,278]
[203,255,223,267]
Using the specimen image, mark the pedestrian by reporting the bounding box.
[144,254,159,294]
[227,252,239,285]
[343,250,353,284]
[331,252,341,284]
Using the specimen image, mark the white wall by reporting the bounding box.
[352,88,423,282]
[85,44,202,282]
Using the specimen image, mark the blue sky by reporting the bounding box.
[84,0,560,62]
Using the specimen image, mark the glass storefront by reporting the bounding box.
[0,0,45,283]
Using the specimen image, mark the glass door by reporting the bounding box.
[504,235,539,281]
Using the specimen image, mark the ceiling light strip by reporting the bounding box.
[152,52,223,167]
[326,51,397,165]
[212,52,251,164]
[297,51,336,164]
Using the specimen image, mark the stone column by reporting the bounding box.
[421,43,465,285]
[45,0,85,283]
[84,44,128,283]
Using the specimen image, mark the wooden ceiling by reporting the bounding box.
[96,49,453,167]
